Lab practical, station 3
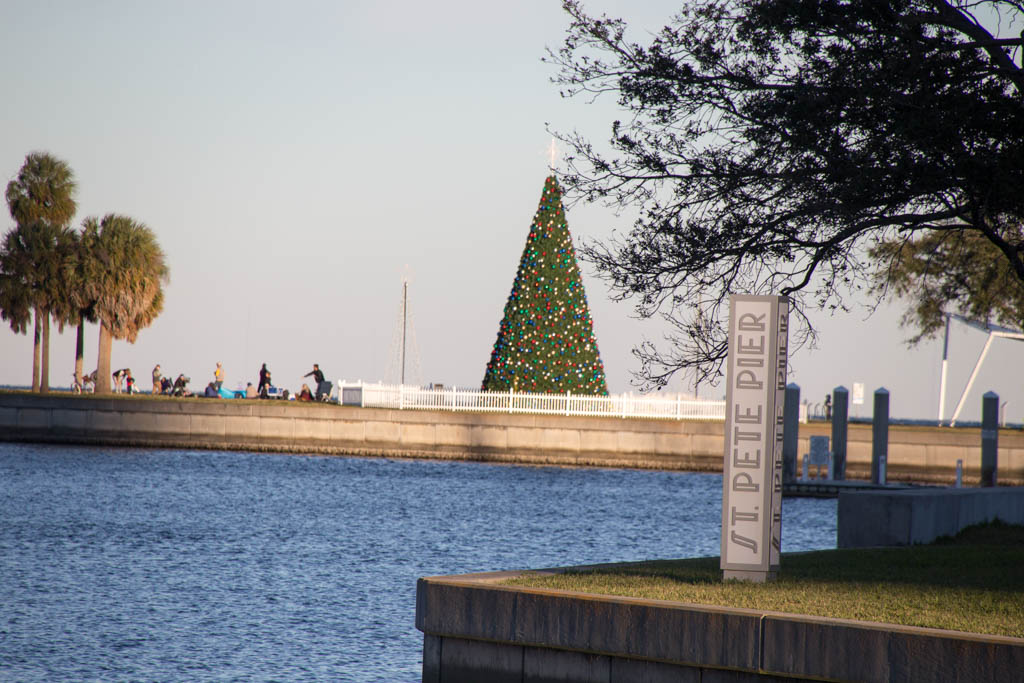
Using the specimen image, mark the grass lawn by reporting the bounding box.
[506,522,1024,638]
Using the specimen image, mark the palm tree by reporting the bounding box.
[5,152,77,391]
[0,222,76,392]
[81,214,169,394]
[0,247,32,346]
[6,152,77,227]
[49,229,95,388]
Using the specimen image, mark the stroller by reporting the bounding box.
[315,380,333,402]
[172,375,192,397]
[72,370,97,394]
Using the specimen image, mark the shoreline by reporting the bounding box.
[2,391,1022,485]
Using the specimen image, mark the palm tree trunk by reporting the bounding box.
[40,309,50,394]
[74,320,85,387]
[31,307,41,392]
[96,323,113,394]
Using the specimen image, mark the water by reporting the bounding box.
[0,442,836,681]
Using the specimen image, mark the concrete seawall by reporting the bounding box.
[1,393,1022,484]
[0,393,722,470]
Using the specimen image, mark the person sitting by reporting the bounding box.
[204,382,220,398]
[245,382,257,399]
[298,383,314,401]
[160,377,172,394]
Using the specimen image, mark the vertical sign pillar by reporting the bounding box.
[981,391,999,487]
[721,295,789,583]
[783,383,800,484]
[831,386,849,480]
[872,388,889,485]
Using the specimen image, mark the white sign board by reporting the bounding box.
[721,295,789,582]
[852,382,865,406]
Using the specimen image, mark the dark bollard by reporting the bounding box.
[831,386,849,480]
[783,383,800,483]
[982,391,999,487]
[872,388,889,485]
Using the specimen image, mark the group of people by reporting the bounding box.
[82,361,329,401]
[111,368,135,394]
[299,363,332,402]
[232,363,274,399]
[150,365,193,397]
[197,362,331,401]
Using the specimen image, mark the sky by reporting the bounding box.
[1,0,1021,423]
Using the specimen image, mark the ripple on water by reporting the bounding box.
[0,442,836,682]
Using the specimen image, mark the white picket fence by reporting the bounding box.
[336,381,725,421]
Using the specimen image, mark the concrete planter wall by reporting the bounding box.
[838,487,1024,547]
[416,572,1024,683]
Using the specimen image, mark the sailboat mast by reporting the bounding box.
[401,280,408,386]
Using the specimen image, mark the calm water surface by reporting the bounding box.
[0,443,836,681]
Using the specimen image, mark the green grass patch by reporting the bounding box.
[506,522,1024,638]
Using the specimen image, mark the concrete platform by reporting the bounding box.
[838,486,1024,547]
[784,479,920,498]
[416,570,1024,682]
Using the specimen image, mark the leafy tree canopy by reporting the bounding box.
[81,213,169,343]
[0,222,76,328]
[1,151,79,333]
[549,0,1024,387]
[871,226,1024,343]
[6,151,77,228]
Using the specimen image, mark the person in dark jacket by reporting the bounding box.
[303,364,324,385]
[258,363,271,396]
[304,364,331,401]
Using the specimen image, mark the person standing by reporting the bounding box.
[258,363,271,396]
[152,364,162,394]
[304,363,328,399]
[112,368,129,393]
[214,362,224,391]
[304,363,325,386]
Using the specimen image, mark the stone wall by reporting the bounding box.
[838,487,1024,547]
[1,393,1022,484]
[0,393,722,471]
[416,571,1024,682]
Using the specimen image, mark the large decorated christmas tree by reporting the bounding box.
[482,176,608,395]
